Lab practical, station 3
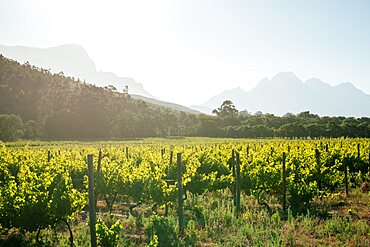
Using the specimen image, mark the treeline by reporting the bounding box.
[1,54,370,141]
[202,101,370,138]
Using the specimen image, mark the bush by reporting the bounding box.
[145,215,177,247]
[96,219,122,247]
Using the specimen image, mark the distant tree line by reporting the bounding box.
[207,100,370,138]
[0,55,369,141]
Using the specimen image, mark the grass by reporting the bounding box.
[2,189,368,246]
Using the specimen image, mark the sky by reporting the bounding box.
[1,0,370,106]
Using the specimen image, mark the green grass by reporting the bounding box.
[2,189,368,246]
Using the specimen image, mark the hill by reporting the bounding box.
[0,55,200,139]
[0,44,153,97]
[131,94,202,115]
[0,44,202,115]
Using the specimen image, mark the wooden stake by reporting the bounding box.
[47,150,51,162]
[231,150,236,206]
[282,152,287,212]
[315,149,321,191]
[87,154,97,247]
[95,149,102,208]
[357,143,360,159]
[177,153,185,235]
[236,152,241,218]
[344,158,349,196]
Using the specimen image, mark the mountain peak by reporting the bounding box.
[272,71,300,81]
[269,71,303,88]
[336,82,355,89]
[48,44,89,57]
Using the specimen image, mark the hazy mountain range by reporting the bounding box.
[197,72,370,117]
[1,44,369,117]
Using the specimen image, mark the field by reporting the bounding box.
[1,138,370,246]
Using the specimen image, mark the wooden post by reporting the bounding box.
[344,158,349,196]
[326,143,329,152]
[282,152,287,213]
[97,149,102,172]
[164,150,174,217]
[315,149,321,191]
[47,150,51,162]
[125,147,129,159]
[95,149,102,208]
[161,148,165,164]
[87,155,97,247]
[246,146,249,158]
[235,152,241,218]
[169,150,173,165]
[231,150,236,206]
[177,153,185,235]
[357,144,360,159]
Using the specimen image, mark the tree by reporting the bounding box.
[0,114,23,141]
[212,100,238,118]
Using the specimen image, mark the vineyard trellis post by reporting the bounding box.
[231,150,236,206]
[161,148,165,160]
[165,150,174,216]
[177,153,185,235]
[95,149,102,208]
[282,152,287,213]
[315,149,322,191]
[357,144,360,159]
[344,157,349,196]
[87,154,97,247]
[235,152,241,218]
[47,150,51,162]
[170,150,173,166]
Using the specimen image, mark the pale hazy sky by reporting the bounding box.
[1,0,370,105]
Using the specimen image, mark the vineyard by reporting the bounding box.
[1,138,370,246]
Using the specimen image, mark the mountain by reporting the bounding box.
[189,105,213,115]
[131,94,202,114]
[0,44,154,97]
[198,72,370,117]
